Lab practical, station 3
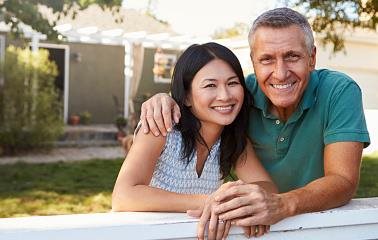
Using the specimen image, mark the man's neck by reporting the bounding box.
[269,104,297,122]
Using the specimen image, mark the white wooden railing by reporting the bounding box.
[0,197,377,240]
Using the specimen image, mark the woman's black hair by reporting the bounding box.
[171,42,250,179]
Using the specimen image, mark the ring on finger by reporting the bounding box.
[218,219,225,224]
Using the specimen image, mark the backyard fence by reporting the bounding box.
[0,197,377,240]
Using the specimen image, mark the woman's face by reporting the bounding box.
[186,59,244,130]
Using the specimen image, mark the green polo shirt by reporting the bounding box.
[246,69,370,193]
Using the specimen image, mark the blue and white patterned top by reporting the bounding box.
[149,129,222,194]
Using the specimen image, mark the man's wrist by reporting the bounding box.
[279,191,299,217]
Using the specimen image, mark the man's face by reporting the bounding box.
[250,25,316,117]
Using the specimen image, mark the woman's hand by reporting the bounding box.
[187,181,244,240]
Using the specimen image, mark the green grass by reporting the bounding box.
[0,153,377,218]
[356,152,378,198]
[0,159,123,218]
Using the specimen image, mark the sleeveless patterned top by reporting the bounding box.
[149,129,222,194]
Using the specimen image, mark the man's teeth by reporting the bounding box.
[272,83,292,89]
[214,106,232,111]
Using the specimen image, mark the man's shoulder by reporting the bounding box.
[314,69,361,94]
[245,73,257,91]
[315,69,356,86]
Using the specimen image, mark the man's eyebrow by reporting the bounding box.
[257,53,272,59]
[284,50,301,56]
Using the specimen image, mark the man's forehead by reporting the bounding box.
[250,26,307,52]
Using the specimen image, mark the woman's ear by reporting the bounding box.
[185,95,192,107]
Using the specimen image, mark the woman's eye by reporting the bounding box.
[229,81,240,86]
[204,84,216,88]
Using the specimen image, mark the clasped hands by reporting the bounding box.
[189,180,282,240]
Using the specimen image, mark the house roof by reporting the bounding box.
[35,4,182,45]
[40,5,175,35]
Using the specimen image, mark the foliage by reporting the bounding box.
[79,111,92,125]
[0,46,63,154]
[0,0,122,40]
[212,22,249,39]
[0,159,123,217]
[290,0,378,52]
[115,115,128,131]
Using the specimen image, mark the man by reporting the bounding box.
[140,7,370,239]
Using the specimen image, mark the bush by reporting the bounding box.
[0,46,63,154]
[115,115,127,131]
[79,111,92,125]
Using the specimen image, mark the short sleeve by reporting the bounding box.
[324,81,370,147]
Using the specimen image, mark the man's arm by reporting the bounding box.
[279,141,363,216]
[140,93,181,137]
[213,141,363,226]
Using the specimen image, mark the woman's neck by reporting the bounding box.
[198,123,223,149]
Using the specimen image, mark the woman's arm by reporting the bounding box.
[112,130,207,212]
[234,139,278,193]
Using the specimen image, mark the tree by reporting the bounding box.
[0,46,63,154]
[212,22,249,39]
[0,0,122,40]
[290,0,378,52]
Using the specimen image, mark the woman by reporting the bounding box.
[112,42,275,238]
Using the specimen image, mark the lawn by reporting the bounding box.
[0,159,123,218]
[0,154,377,218]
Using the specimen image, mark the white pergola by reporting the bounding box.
[10,23,250,121]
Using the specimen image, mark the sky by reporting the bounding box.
[122,0,284,37]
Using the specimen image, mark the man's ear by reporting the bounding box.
[309,46,316,70]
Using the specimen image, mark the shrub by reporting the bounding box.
[0,46,63,154]
[79,111,92,125]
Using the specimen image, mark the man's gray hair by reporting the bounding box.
[248,7,315,54]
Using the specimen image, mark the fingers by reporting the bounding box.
[256,225,270,237]
[230,215,258,227]
[152,98,167,136]
[172,102,181,123]
[215,194,252,216]
[145,104,160,136]
[140,102,150,134]
[216,219,225,240]
[255,225,266,237]
[207,212,218,240]
[161,96,173,133]
[218,202,255,221]
[242,226,251,238]
[186,209,202,218]
[222,220,231,240]
[197,203,211,240]
[215,183,259,203]
[140,93,179,136]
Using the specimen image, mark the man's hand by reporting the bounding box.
[214,182,289,227]
[140,93,181,136]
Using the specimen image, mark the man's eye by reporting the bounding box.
[204,84,216,88]
[260,58,272,64]
[285,54,300,62]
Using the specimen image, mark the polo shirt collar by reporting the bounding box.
[252,70,319,119]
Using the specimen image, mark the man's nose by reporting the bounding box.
[272,59,289,81]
